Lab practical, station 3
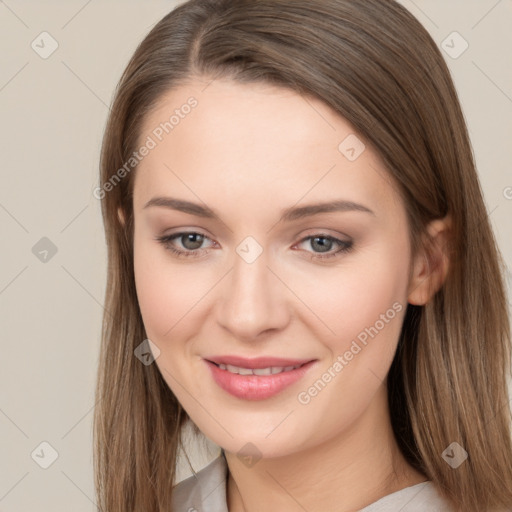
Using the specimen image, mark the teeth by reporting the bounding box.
[254,367,274,375]
[217,363,301,375]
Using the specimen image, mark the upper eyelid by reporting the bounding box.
[165,231,217,248]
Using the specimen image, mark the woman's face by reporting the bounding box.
[132,78,415,458]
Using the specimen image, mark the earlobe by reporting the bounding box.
[407,216,452,306]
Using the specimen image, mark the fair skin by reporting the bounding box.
[129,77,450,512]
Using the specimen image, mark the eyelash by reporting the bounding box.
[155,232,353,261]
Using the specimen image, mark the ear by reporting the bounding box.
[117,207,126,227]
[407,215,452,306]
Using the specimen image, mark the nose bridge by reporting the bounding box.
[216,239,289,338]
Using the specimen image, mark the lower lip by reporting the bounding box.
[204,360,317,400]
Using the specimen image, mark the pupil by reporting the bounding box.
[183,233,203,250]
[312,237,331,253]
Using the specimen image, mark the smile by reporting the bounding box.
[204,359,317,400]
[215,363,304,375]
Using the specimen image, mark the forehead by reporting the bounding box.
[133,78,403,223]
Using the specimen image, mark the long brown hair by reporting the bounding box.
[94,1,512,510]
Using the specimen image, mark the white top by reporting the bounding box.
[172,451,455,511]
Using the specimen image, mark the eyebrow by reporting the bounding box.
[143,197,375,221]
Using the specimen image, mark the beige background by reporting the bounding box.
[0,1,511,510]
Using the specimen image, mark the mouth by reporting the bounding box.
[206,354,314,369]
[208,361,308,375]
[204,357,317,401]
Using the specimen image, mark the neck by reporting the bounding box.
[224,385,426,512]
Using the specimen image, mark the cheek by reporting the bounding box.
[296,247,408,335]
[134,236,238,375]
[285,246,409,439]
[284,234,411,366]
[134,238,167,337]
[133,236,209,342]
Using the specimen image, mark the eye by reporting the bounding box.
[155,231,353,262]
[294,234,353,260]
[155,231,216,259]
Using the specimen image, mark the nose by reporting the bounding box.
[216,247,291,340]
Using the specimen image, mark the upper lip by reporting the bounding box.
[206,355,315,369]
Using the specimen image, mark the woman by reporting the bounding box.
[93,1,512,511]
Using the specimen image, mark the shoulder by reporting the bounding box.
[359,480,454,512]
[171,453,455,512]
[172,452,229,512]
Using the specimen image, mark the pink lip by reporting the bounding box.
[204,359,317,401]
[206,355,314,369]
